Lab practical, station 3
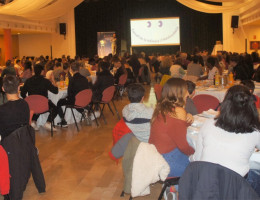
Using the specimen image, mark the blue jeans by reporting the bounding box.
[246,169,260,196]
[162,148,190,177]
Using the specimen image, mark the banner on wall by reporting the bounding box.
[97,32,115,58]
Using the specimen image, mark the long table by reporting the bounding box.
[37,88,82,126]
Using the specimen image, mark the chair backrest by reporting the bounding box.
[178,161,259,200]
[25,95,49,114]
[193,94,220,113]
[160,75,171,86]
[75,89,92,107]
[118,74,128,86]
[154,84,163,101]
[102,86,115,102]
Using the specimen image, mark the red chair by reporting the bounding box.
[63,89,98,131]
[25,95,55,136]
[115,74,128,100]
[154,84,163,101]
[254,95,260,108]
[193,94,220,114]
[97,86,120,124]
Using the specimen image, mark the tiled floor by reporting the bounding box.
[0,84,162,200]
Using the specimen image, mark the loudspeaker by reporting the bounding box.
[59,23,66,35]
[231,16,239,28]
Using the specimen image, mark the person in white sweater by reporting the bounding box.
[122,84,154,142]
[191,85,260,177]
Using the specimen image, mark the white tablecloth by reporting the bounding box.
[187,114,260,170]
[37,89,82,126]
[195,87,260,102]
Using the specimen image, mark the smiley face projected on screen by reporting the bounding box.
[131,18,180,45]
[146,20,163,28]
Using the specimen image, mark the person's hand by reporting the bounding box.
[186,113,194,124]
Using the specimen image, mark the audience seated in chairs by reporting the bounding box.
[186,55,204,79]
[138,57,151,85]
[114,58,127,85]
[57,62,89,127]
[21,64,58,131]
[122,84,153,142]
[1,60,17,78]
[149,78,194,179]
[20,61,32,83]
[124,61,135,86]
[190,85,260,195]
[240,79,260,108]
[170,57,185,79]
[91,61,114,119]
[185,80,198,115]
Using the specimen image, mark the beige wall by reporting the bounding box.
[0,35,19,66]
[18,8,76,59]
[51,8,76,58]
[243,25,260,54]
[222,4,260,54]
[18,34,52,57]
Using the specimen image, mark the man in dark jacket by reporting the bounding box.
[57,62,89,126]
[21,64,58,131]
[2,126,46,200]
[230,54,251,81]
[92,61,114,102]
[0,75,30,141]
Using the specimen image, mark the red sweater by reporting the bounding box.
[0,145,10,195]
[149,115,194,155]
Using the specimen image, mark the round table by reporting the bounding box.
[195,86,260,102]
[37,88,82,126]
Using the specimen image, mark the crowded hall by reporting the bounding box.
[0,0,260,199]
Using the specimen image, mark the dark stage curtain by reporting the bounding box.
[75,0,222,57]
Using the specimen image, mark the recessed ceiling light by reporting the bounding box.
[17,33,21,34]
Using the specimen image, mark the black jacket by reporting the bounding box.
[179,161,259,200]
[1,126,46,200]
[67,72,89,104]
[92,70,114,101]
[233,63,251,81]
[21,75,58,98]
[114,66,126,84]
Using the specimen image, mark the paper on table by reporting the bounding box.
[205,87,219,91]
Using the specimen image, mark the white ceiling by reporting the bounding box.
[0,0,83,20]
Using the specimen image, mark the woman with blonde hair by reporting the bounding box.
[149,78,194,177]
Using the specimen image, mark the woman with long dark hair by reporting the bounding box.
[191,85,260,177]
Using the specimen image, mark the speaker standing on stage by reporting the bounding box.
[111,33,117,55]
